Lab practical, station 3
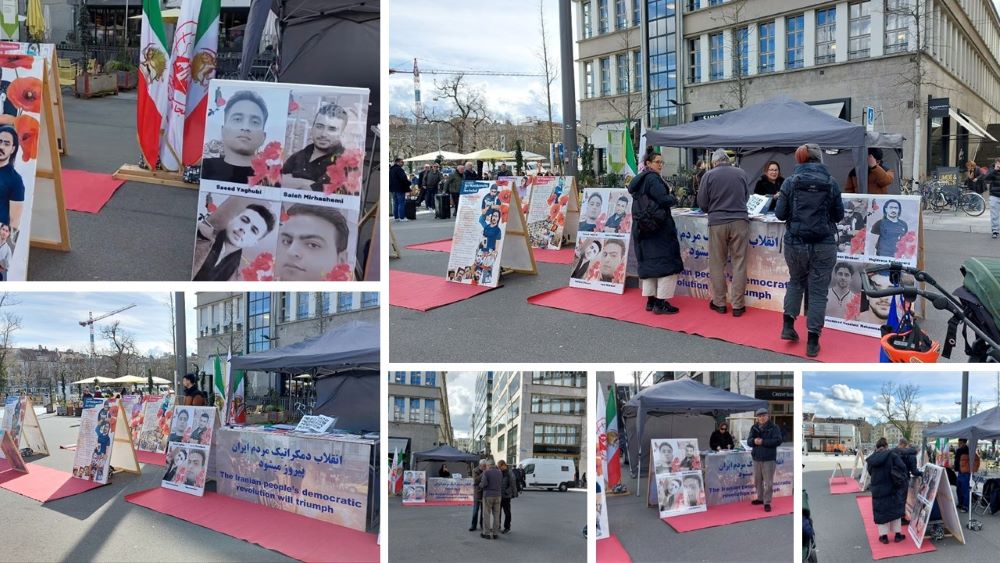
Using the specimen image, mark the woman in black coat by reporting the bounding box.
[754,161,784,211]
[628,149,684,315]
[866,437,908,544]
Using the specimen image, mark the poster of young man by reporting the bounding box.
[0,394,25,443]
[863,196,919,263]
[651,438,702,475]
[135,394,172,454]
[71,399,120,484]
[823,261,910,337]
[0,53,44,281]
[160,406,216,497]
[402,470,426,504]
[192,79,369,281]
[166,406,216,446]
[120,394,144,434]
[446,181,512,287]
[655,470,707,519]
[523,176,575,249]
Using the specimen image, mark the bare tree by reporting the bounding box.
[537,0,558,149]
[101,320,138,378]
[874,381,922,441]
[426,74,490,153]
[712,1,751,109]
[603,29,644,150]
[0,293,20,395]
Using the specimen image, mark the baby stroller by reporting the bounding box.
[803,489,818,562]
[861,260,1000,362]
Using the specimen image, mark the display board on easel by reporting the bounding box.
[907,463,965,548]
[362,203,380,281]
[0,395,48,457]
[70,398,140,484]
[0,42,68,154]
[831,463,848,483]
[389,221,400,259]
[850,449,863,480]
[520,176,580,249]
[0,430,25,472]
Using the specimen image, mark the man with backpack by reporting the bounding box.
[697,149,751,317]
[774,144,845,358]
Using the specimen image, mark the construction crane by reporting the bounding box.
[80,304,137,357]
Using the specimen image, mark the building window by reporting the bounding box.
[600,57,611,95]
[709,371,731,390]
[632,0,640,25]
[884,0,909,54]
[598,0,609,33]
[362,292,379,308]
[708,32,723,80]
[616,53,628,93]
[733,26,749,76]
[246,292,271,352]
[424,399,436,423]
[531,371,587,387]
[393,397,405,421]
[318,293,331,315]
[425,371,436,386]
[410,372,422,386]
[758,21,775,73]
[531,394,587,415]
[815,7,836,64]
[849,1,871,60]
[409,398,421,422]
[583,1,592,38]
[533,423,582,446]
[650,0,676,19]
[688,38,701,82]
[585,61,594,98]
[338,293,353,311]
[615,0,626,29]
[296,293,308,319]
[633,49,642,91]
[394,372,405,384]
[279,293,290,322]
[786,14,804,69]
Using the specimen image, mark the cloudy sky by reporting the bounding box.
[388,0,565,123]
[446,371,480,439]
[5,292,194,358]
[803,372,1000,424]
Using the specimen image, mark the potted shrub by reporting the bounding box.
[107,59,138,91]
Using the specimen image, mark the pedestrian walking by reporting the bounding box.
[628,148,683,315]
[983,159,1000,239]
[389,157,411,222]
[480,459,503,539]
[867,437,908,544]
[421,163,442,210]
[774,143,845,357]
[499,460,518,533]
[748,407,782,512]
[696,148,751,316]
[469,459,486,531]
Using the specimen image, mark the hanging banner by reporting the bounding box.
[135,394,173,453]
[426,477,474,502]
[192,79,369,281]
[402,470,426,504]
[521,176,579,250]
[702,448,794,505]
[570,188,633,294]
[213,427,373,531]
[161,405,217,496]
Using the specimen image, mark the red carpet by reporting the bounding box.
[0,463,105,502]
[390,270,498,311]
[528,287,878,362]
[125,487,378,563]
[597,535,632,563]
[855,496,935,559]
[830,477,863,495]
[663,495,793,532]
[406,238,576,264]
[136,450,166,466]
[62,169,125,213]
[403,500,473,506]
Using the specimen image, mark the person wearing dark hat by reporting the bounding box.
[747,407,783,512]
[775,143,844,358]
[844,147,894,194]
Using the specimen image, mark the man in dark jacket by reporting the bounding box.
[867,437,908,543]
[444,164,465,213]
[389,157,411,221]
[499,460,518,533]
[893,438,922,525]
[463,160,481,182]
[697,148,751,317]
[421,163,442,210]
[983,159,1000,238]
[774,144,845,357]
[955,438,972,511]
[748,407,783,512]
[469,459,486,531]
[496,163,513,177]
[480,459,503,539]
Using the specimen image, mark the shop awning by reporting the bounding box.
[949,108,998,141]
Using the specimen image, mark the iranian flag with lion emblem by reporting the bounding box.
[137,0,170,169]
[183,0,220,166]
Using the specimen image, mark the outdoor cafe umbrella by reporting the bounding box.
[503,150,546,161]
[108,375,148,385]
[71,376,114,385]
[403,150,465,162]
[461,148,510,161]
[148,376,172,385]
[26,0,44,40]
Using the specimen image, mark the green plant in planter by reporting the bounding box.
[107,59,136,73]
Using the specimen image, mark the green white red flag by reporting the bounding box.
[212,350,228,416]
[606,384,621,488]
[161,0,201,171]
[183,0,220,166]
[137,0,170,168]
[228,350,246,424]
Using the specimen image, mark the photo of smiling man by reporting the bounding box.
[281,103,350,191]
[275,203,355,281]
[191,194,280,281]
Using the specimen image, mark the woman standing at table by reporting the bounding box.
[867,437,908,544]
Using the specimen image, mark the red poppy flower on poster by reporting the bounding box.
[497,179,510,188]
[547,193,556,205]
[549,203,560,219]
[845,293,862,320]
[500,202,510,223]
[240,252,275,281]
[595,212,608,232]
[7,76,41,113]
[895,231,917,258]
[586,260,602,281]
[248,141,283,186]
[0,54,32,70]
[324,263,353,281]
[620,214,632,233]
[498,189,512,204]
[280,208,289,223]
[559,194,569,205]
[206,202,218,213]
[613,262,626,284]
[555,212,565,226]
[13,113,38,162]
[850,230,866,254]
[288,96,300,113]
[323,149,364,195]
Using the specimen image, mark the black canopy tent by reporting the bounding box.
[645,96,885,193]
[229,319,379,432]
[411,444,479,477]
[923,406,1000,528]
[623,378,768,495]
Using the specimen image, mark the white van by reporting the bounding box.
[519,458,576,492]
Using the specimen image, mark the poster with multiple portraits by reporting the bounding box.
[0,394,46,457]
[135,394,173,454]
[192,79,369,281]
[906,463,942,548]
[824,194,921,336]
[650,439,707,519]
[161,406,217,497]
[70,398,119,484]
[121,394,144,434]
[0,394,25,445]
[447,181,511,286]
[569,188,633,294]
[521,176,575,250]
[402,470,426,504]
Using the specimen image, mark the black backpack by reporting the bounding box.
[632,173,668,235]
[788,177,835,243]
[890,456,909,488]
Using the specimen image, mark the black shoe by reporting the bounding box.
[751,499,763,505]
[709,302,727,314]
[806,332,820,358]
[481,533,491,539]
[653,299,679,315]
[732,307,746,317]
[764,503,771,512]
[993,232,998,239]
[894,533,906,543]
[501,529,510,534]
[879,535,889,544]
[780,315,799,342]
[469,527,477,532]
[645,296,656,311]
[901,518,910,526]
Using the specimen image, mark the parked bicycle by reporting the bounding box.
[923,181,986,216]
